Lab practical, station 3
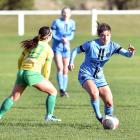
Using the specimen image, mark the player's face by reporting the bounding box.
[45,30,52,42]
[47,31,52,41]
[99,30,111,45]
[61,8,71,20]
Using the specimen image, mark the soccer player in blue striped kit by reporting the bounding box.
[51,7,76,97]
[68,22,135,124]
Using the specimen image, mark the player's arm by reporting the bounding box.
[51,20,62,41]
[51,29,62,41]
[18,49,26,69]
[69,41,89,71]
[68,46,83,71]
[42,57,53,79]
[118,44,135,57]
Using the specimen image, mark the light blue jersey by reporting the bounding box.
[70,39,133,87]
[51,18,76,57]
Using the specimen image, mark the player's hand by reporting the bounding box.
[68,64,74,71]
[128,44,135,53]
[62,37,69,44]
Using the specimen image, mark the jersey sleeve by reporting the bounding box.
[18,49,27,69]
[118,48,134,57]
[42,50,53,79]
[42,58,52,79]
[79,41,90,52]
[69,46,82,65]
[112,42,133,57]
[112,42,122,54]
[69,41,89,65]
[51,20,62,41]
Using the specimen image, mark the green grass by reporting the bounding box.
[0,15,140,140]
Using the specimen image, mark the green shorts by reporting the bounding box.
[16,70,45,86]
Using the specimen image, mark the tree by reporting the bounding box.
[0,0,34,10]
[107,0,140,10]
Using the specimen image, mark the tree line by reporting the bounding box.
[0,0,140,10]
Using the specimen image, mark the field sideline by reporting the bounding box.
[0,15,140,140]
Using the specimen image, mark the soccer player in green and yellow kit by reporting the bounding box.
[0,26,61,122]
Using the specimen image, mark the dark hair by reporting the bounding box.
[97,22,111,36]
[21,26,51,49]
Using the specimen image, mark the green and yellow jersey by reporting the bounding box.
[18,41,54,79]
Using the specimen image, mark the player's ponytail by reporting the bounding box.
[21,36,39,49]
[20,26,51,49]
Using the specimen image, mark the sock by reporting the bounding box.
[104,105,113,116]
[46,95,56,115]
[91,99,102,119]
[0,97,14,118]
[57,72,63,90]
[63,75,68,91]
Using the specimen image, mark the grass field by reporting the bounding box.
[0,15,140,140]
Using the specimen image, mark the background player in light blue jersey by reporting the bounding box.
[68,22,135,125]
[51,7,76,97]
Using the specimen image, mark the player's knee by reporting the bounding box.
[63,67,68,74]
[50,88,57,96]
[58,67,63,72]
[11,95,20,102]
[90,90,99,100]
[106,101,113,107]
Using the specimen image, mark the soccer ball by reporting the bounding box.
[102,115,119,130]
